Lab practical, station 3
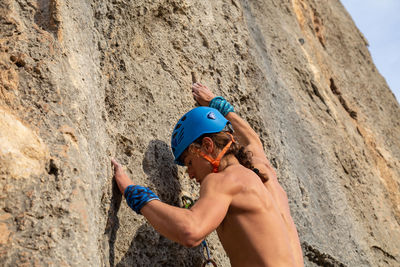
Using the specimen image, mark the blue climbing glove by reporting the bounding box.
[209,96,234,116]
[124,185,160,214]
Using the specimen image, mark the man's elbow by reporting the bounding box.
[182,238,202,248]
[182,239,202,248]
[180,226,203,248]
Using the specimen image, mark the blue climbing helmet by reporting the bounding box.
[171,107,232,166]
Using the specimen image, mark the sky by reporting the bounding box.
[341,0,400,103]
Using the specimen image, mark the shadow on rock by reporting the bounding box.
[116,140,203,266]
[105,178,123,266]
[116,223,203,267]
[142,139,181,205]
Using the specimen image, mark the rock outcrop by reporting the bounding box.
[1,0,399,266]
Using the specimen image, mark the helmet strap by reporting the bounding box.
[196,133,235,173]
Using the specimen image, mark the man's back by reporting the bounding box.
[212,164,297,267]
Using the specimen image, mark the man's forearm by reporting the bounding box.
[206,93,263,148]
[226,112,263,148]
[141,201,203,247]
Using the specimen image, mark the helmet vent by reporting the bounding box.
[172,132,178,139]
[175,124,182,130]
[177,130,184,143]
[181,115,187,121]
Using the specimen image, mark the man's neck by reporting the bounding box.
[218,154,239,172]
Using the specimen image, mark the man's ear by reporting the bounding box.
[201,137,214,153]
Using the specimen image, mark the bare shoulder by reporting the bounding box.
[200,170,243,196]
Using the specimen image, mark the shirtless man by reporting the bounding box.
[112,83,303,266]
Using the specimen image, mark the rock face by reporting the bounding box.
[1,0,399,266]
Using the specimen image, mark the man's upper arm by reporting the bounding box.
[225,113,269,161]
[189,175,234,239]
[224,112,277,178]
[140,177,233,246]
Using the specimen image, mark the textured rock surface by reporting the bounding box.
[1,0,399,266]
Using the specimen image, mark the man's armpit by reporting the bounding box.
[244,144,267,159]
[251,156,277,183]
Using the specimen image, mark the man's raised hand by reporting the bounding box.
[191,83,216,106]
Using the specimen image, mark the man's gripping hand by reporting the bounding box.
[111,158,134,194]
